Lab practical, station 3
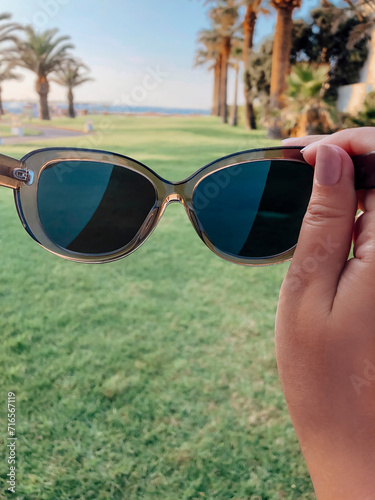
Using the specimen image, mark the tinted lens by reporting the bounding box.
[37,161,157,254]
[192,160,313,259]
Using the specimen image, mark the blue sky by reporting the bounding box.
[2,0,334,109]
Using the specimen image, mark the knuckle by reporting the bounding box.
[304,199,347,227]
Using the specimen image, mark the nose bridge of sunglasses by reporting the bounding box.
[164,192,183,205]
[161,182,188,205]
[157,184,191,221]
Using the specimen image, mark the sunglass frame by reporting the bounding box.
[9,146,313,265]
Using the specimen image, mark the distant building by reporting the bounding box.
[336,28,375,114]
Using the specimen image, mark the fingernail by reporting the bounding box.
[315,145,342,186]
[281,138,296,144]
[301,143,314,154]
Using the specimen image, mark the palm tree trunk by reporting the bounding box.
[35,75,50,120]
[38,93,50,120]
[211,58,221,116]
[217,53,222,117]
[270,6,294,110]
[229,62,239,126]
[68,87,75,118]
[220,37,231,124]
[0,86,4,116]
[268,4,295,138]
[243,6,257,130]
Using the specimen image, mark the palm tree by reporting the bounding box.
[195,28,223,116]
[14,27,74,120]
[229,42,243,126]
[282,63,335,136]
[0,13,21,48]
[268,0,301,138]
[52,59,93,118]
[0,60,21,115]
[343,0,375,49]
[209,0,239,124]
[307,1,370,101]
[346,90,375,127]
[241,0,268,129]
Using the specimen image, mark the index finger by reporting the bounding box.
[297,128,375,213]
[300,128,375,163]
[282,134,327,147]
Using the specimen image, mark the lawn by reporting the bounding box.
[0,115,315,499]
[0,124,43,138]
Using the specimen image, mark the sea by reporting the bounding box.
[3,101,210,117]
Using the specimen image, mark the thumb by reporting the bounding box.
[286,144,357,302]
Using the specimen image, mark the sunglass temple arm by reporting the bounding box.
[282,147,375,190]
[352,151,375,190]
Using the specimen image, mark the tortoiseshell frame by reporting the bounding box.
[0,146,374,265]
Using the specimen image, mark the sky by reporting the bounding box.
[1,0,336,110]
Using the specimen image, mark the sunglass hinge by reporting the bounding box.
[13,168,34,186]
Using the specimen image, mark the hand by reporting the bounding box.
[276,128,375,499]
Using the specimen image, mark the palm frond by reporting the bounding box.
[347,19,373,49]
[14,26,74,77]
[51,58,93,88]
[0,58,22,83]
[0,12,22,47]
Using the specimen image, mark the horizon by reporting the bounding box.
[3,99,210,111]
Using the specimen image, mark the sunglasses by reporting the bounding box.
[0,146,374,266]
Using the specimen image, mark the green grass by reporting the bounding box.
[0,115,314,499]
[0,124,43,138]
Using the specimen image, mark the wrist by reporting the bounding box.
[296,431,375,499]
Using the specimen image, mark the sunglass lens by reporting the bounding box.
[37,161,157,254]
[192,160,313,259]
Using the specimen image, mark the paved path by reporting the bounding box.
[1,123,86,145]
